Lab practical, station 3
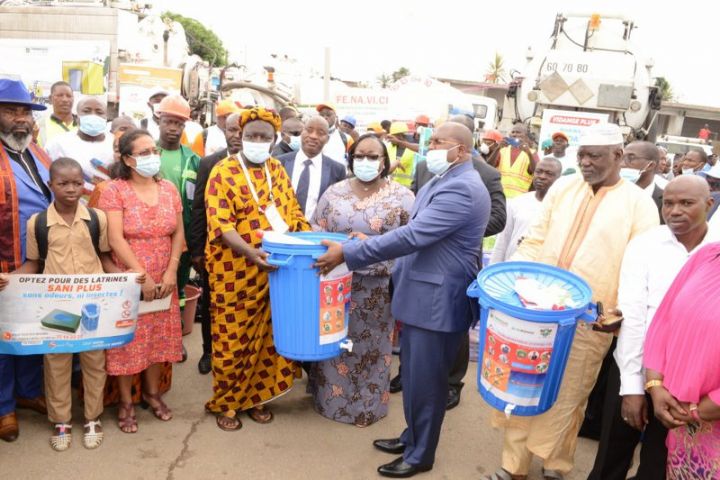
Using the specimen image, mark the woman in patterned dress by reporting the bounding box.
[204,108,309,431]
[310,133,414,426]
[644,242,720,479]
[100,129,184,433]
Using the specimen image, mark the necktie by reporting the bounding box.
[295,159,313,213]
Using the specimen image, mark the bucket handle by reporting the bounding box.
[466,279,481,298]
[266,253,295,267]
[578,302,598,322]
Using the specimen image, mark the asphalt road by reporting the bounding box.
[0,328,605,480]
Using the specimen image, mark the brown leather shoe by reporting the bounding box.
[16,395,47,415]
[0,412,19,442]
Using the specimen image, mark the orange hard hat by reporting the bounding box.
[156,94,191,121]
[482,129,503,143]
[216,99,241,117]
[415,114,430,125]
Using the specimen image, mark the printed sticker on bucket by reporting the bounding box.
[480,309,557,407]
[319,264,352,345]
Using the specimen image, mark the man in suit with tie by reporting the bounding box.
[317,122,490,478]
[409,115,507,410]
[277,116,346,220]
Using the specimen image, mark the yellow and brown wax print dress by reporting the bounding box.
[204,155,309,413]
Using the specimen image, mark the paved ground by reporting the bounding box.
[0,328,604,480]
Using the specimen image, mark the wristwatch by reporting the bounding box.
[645,379,663,391]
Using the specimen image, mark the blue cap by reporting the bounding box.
[341,115,357,128]
[0,79,47,111]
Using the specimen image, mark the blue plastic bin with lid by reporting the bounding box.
[467,261,597,416]
[264,232,354,361]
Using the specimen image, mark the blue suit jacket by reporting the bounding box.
[9,149,51,262]
[276,151,347,213]
[344,160,490,333]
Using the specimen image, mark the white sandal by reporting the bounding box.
[50,423,72,452]
[83,419,104,449]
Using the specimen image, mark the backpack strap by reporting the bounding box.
[35,210,49,262]
[85,207,102,259]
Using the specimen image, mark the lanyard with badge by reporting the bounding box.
[237,155,289,233]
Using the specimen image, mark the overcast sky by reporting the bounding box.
[152,0,719,107]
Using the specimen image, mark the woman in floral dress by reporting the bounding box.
[310,133,414,427]
[100,129,184,433]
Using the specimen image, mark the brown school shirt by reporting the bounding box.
[26,203,110,275]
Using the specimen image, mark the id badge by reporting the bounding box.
[264,203,289,234]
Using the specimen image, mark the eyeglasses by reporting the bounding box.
[353,154,383,161]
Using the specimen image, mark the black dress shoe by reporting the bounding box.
[373,437,406,454]
[389,374,402,393]
[180,345,188,363]
[198,353,212,374]
[446,386,461,410]
[377,456,432,478]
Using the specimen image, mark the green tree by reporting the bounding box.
[377,73,392,89]
[391,67,411,82]
[654,76,674,101]
[485,52,506,83]
[162,12,227,66]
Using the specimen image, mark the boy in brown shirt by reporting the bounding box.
[0,157,142,451]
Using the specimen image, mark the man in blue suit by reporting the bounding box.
[277,116,346,220]
[0,79,52,441]
[317,122,490,477]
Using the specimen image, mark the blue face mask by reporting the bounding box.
[619,167,642,183]
[353,158,382,182]
[132,154,161,178]
[79,114,107,137]
[426,145,461,176]
[288,135,301,151]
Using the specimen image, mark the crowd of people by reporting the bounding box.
[0,75,719,480]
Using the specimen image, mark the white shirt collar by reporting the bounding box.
[658,224,715,254]
[296,148,322,167]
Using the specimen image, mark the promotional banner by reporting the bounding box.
[0,274,141,355]
[117,64,183,121]
[538,108,609,148]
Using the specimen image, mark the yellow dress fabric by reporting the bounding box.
[494,175,660,475]
[204,156,310,414]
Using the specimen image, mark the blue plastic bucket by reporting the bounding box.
[81,303,100,332]
[467,261,596,416]
[263,232,353,361]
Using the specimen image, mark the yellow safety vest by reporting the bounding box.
[389,144,416,187]
[498,146,533,198]
[37,114,78,147]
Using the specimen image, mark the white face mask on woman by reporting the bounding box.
[353,157,382,182]
[242,141,272,164]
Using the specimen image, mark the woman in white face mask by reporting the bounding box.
[308,134,415,427]
[99,128,186,433]
[203,108,311,431]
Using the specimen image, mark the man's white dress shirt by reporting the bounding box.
[291,149,323,220]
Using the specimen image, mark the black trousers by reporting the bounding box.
[587,358,667,480]
[199,268,212,355]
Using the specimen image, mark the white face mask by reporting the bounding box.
[426,145,461,176]
[479,143,490,155]
[619,167,642,183]
[288,135,301,151]
[353,157,382,182]
[242,141,272,164]
[132,154,161,178]
[682,168,695,176]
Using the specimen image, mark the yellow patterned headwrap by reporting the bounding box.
[239,107,282,132]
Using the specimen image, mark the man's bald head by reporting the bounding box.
[624,141,660,162]
[662,174,713,235]
[77,96,106,117]
[665,174,711,198]
[449,115,475,135]
[436,122,474,150]
[282,116,304,134]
